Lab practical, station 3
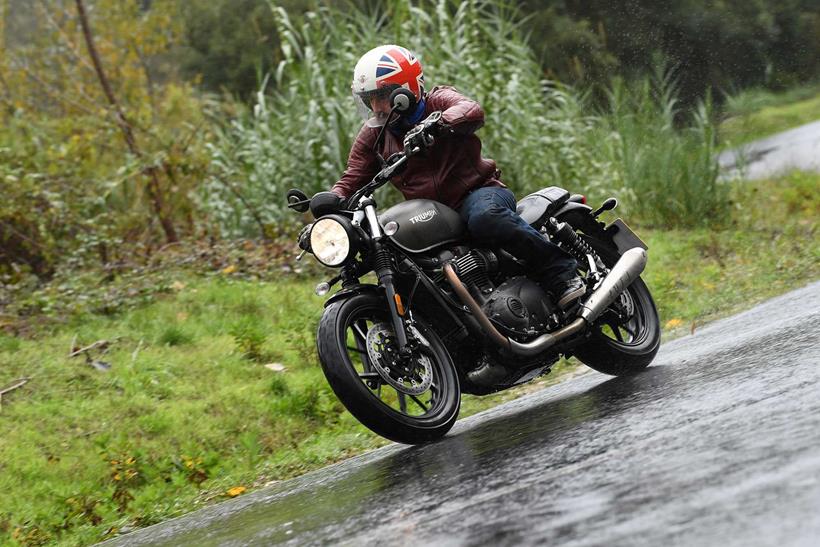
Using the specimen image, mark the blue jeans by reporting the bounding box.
[459,186,577,286]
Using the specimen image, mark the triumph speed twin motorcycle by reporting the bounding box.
[287,111,660,445]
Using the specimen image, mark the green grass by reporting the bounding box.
[590,75,725,228]
[1,172,818,546]
[720,84,820,146]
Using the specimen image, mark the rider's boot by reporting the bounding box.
[554,275,586,309]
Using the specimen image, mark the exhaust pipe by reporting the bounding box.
[443,247,647,358]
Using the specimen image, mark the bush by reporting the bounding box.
[593,73,727,227]
[229,318,268,361]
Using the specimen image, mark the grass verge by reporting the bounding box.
[720,84,820,146]
[0,172,817,546]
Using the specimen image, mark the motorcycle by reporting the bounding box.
[286,111,660,445]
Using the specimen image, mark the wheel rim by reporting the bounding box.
[343,306,449,419]
[597,282,651,347]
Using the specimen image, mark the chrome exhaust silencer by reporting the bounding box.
[444,247,648,358]
[578,247,647,324]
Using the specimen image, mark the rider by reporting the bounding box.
[330,45,584,308]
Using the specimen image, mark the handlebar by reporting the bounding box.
[345,111,443,209]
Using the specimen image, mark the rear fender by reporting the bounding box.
[553,203,647,256]
[553,202,609,241]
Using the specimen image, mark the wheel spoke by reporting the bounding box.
[347,345,366,354]
[409,394,428,412]
[358,372,382,380]
[352,321,368,344]
[398,392,407,413]
[607,321,625,342]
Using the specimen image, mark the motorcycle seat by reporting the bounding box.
[516,186,570,229]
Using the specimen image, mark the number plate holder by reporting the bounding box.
[608,218,648,254]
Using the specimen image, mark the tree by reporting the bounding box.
[75,0,177,242]
[0,0,211,277]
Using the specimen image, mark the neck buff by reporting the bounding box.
[389,97,426,135]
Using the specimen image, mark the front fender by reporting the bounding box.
[323,283,381,308]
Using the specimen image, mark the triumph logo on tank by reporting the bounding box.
[409,209,437,224]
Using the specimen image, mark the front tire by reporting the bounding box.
[572,237,661,375]
[316,292,460,444]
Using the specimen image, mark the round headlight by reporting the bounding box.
[310,217,351,267]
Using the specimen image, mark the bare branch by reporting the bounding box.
[0,378,29,396]
[36,0,96,74]
[0,377,29,412]
[74,0,178,243]
[14,57,99,116]
[68,339,112,358]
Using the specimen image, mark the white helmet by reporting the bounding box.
[351,45,425,127]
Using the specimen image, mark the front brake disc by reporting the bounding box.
[365,322,433,396]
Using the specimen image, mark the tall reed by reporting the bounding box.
[203,0,723,236]
[203,0,611,236]
[593,73,726,227]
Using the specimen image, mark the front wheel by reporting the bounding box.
[572,237,661,375]
[316,292,460,444]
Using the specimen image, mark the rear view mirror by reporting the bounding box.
[287,188,310,212]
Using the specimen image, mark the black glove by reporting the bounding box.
[403,123,435,154]
[309,191,343,217]
[297,224,312,251]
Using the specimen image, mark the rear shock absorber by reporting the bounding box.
[546,217,600,266]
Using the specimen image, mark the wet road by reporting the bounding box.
[106,281,820,546]
[718,119,820,179]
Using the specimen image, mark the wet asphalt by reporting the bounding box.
[104,280,820,546]
[718,119,820,179]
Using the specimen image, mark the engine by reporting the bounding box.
[447,249,560,338]
[483,276,559,337]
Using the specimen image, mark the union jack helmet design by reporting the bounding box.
[351,45,425,127]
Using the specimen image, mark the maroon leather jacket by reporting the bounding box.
[331,86,505,210]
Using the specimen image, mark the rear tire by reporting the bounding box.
[572,237,661,375]
[316,292,460,444]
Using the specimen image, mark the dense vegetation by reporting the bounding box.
[175,0,820,105]
[4,0,801,285]
[1,1,818,544]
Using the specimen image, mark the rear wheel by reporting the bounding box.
[572,237,661,375]
[316,292,460,444]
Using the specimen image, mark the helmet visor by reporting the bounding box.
[353,85,399,128]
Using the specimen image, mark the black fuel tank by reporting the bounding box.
[379,199,466,253]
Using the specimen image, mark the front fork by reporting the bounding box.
[365,202,412,353]
[373,240,410,351]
